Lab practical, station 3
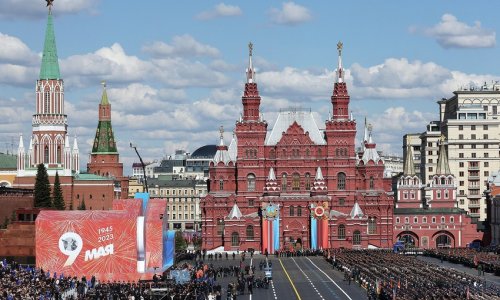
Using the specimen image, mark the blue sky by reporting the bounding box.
[0,0,499,174]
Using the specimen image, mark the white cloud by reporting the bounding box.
[0,64,37,86]
[106,83,186,114]
[152,57,229,88]
[0,0,99,19]
[269,2,312,26]
[418,14,496,48]
[62,43,154,87]
[142,35,220,58]
[0,33,39,65]
[196,3,242,21]
[258,67,333,98]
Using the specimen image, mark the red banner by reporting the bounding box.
[36,198,164,281]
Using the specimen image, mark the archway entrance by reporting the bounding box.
[436,234,452,248]
[396,231,419,247]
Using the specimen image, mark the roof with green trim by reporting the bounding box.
[39,11,61,80]
[0,153,17,170]
[74,173,111,181]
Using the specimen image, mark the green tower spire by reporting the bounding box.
[39,10,61,80]
[100,81,109,105]
[91,83,118,154]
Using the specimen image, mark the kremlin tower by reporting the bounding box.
[87,82,129,198]
[14,3,116,210]
[17,3,79,177]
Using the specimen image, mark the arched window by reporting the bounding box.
[353,230,361,245]
[216,219,224,236]
[231,232,240,247]
[306,149,310,157]
[44,90,50,114]
[369,176,374,190]
[246,225,254,240]
[338,224,346,240]
[55,87,60,113]
[247,174,256,191]
[282,174,287,191]
[337,172,346,190]
[450,217,454,223]
[297,206,302,216]
[441,216,445,223]
[305,173,311,190]
[317,148,322,157]
[44,145,49,163]
[289,206,295,216]
[292,173,300,191]
[219,179,224,191]
[368,218,377,234]
[56,145,61,164]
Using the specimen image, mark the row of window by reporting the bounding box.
[244,172,348,192]
[169,205,195,211]
[151,189,197,196]
[457,171,489,177]
[458,144,490,149]
[268,148,323,159]
[225,226,365,246]
[395,216,454,224]
[458,124,489,131]
[458,134,489,140]
[167,213,199,220]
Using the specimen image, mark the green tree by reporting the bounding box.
[175,230,187,252]
[78,198,86,210]
[52,172,65,210]
[34,163,52,208]
[1,216,9,229]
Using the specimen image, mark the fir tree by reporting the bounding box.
[52,172,65,210]
[175,230,187,251]
[34,163,52,208]
[78,199,86,210]
[1,216,9,229]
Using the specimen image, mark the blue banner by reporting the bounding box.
[163,230,176,270]
[273,217,280,251]
[135,192,150,216]
[311,217,317,250]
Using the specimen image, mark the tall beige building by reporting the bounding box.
[409,82,500,221]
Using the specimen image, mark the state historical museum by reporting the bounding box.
[201,43,395,252]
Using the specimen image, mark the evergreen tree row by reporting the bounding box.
[34,163,65,210]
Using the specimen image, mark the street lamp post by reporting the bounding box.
[130,142,148,194]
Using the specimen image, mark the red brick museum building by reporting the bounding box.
[201,43,482,252]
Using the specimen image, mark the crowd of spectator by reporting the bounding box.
[326,249,500,300]
[424,248,500,276]
[0,252,269,300]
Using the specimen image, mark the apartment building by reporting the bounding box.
[148,178,207,231]
[407,82,500,221]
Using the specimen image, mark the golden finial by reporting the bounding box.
[337,41,343,56]
[439,134,446,143]
[248,42,253,57]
